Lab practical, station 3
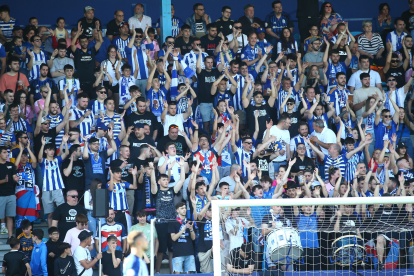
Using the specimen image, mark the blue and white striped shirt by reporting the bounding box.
[46,113,65,148]
[265,13,292,38]
[27,50,48,81]
[228,74,244,111]
[40,157,65,191]
[276,87,298,116]
[156,17,184,37]
[87,99,106,116]
[116,75,136,106]
[324,154,348,180]
[183,50,208,75]
[328,86,350,116]
[290,134,313,158]
[107,181,130,211]
[0,18,20,40]
[112,36,131,59]
[123,254,148,276]
[344,150,363,182]
[234,148,254,177]
[69,107,95,137]
[386,31,407,52]
[58,78,80,109]
[125,44,153,80]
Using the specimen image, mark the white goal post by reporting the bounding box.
[211,196,414,276]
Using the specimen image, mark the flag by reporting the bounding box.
[170,61,179,100]
[365,239,399,269]
[179,56,195,79]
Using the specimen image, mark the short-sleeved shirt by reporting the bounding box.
[74,245,92,276]
[197,69,220,104]
[174,36,193,56]
[128,135,155,160]
[3,250,29,276]
[102,250,122,276]
[348,70,382,90]
[200,35,221,57]
[0,161,17,196]
[52,203,87,241]
[157,135,188,156]
[168,220,195,257]
[0,73,30,93]
[73,47,97,82]
[77,17,101,39]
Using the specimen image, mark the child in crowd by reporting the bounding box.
[46,227,62,276]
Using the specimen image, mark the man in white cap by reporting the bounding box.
[78,6,101,40]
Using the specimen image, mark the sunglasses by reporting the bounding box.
[234,26,242,29]
[195,43,201,46]
[167,41,174,44]
[34,39,41,42]
[297,147,306,150]
[244,141,253,144]
[170,125,179,129]
[99,91,107,94]
[383,115,392,118]
[69,133,78,136]
[286,102,295,106]
[41,90,48,93]
[200,139,208,142]
[42,122,50,125]
[136,35,142,38]
[387,79,396,82]
[391,59,399,63]
[68,195,78,198]
[21,136,28,139]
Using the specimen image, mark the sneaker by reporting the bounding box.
[0,226,8,234]
[377,262,384,271]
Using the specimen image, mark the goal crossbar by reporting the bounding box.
[211,196,414,275]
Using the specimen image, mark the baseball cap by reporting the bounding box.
[397,142,407,149]
[84,6,95,13]
[119,21,129,28]
[96,122,109,130]
[78,230,93,241]
[311,181,321,189]
[256,27,265,34]
[134,123,144,129]
[41,117,51,124]
[309,37,320,44]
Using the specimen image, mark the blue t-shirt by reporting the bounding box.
[297,212,319,248]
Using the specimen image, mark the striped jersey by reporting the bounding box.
[386,31,407,52]
[328,86,350,116]
[326,61,348,91]
[228,74,245,111]
[290,134,313,158]
[156,17,184,37]
[323,154,348,180]
[357,33,384,56]
[29,77,58,101]
[87,99,106,116]
[344,149,363,182]
[112,36,131,59]
[95,222,127,252]
[234,148,255,177]
[6,118,31,133]
[27,50,49,81]
[46,113,65,148]
[276,87,298,116]
[182,50,208,75]
[125,44,152,80]
[330,33,351,45]
[123,254,149,276]
[116,75,136,106]
[58,78,80,109]
[69,107,95,137]
[264,13,292,38]
[0,18,20,40]
[40,156,65,191]
[107,181,131,211]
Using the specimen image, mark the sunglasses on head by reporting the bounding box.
[170,125,178,129]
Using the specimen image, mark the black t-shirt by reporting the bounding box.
[61,159,85,193]
[168,220,195,257]
[154,187,178,220]
[402,10,414,31]
[134,157,154,171]
[157,135,188,156]
[128,135,155,160]
[284,110,302,138]
[126,111,158,135]
[106,19,121,38]
[52,203,87,241]
[110,158,135,184]
[245,103,271,139]
[46,239,62,276]
[385,66,406,89]
[102,250,123,276]
[200,35,222,57]
[174,36,193,56]
[296,0,319,17]
[73,47,97,82]
[291,156,315,173]
[34,127,57,158]
[198,217,213,253]
[252,155,272,176]
[197,69,220,104]
[371,205,405,229]
[230,247,256,269]
[54,256,77,276]
[215,18,234,37]
[3,250,29,276]
[0,162,17,196]
[77,17,101,39]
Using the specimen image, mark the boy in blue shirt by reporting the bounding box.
[30,229,48,276]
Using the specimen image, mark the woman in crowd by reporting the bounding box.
[357,20,385,66]
[277,27,298,57]
[84,178,103,243]
[14,90,34,125]
[319,2,343,38]
[374,3,394,43]
[302,65,328,94]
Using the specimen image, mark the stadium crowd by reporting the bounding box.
[0,0,413,275]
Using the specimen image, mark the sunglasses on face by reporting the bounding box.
[34,39,41,42]
[167,41,174,44]
[195,43,201,46]
[388,79,396,82]
[383,115,392,118]
[41,90,48,93]
[234,26,242,29]
[244,141,253,144]
[200,139,208,142]
[68,195,78,198]
[297,147,306,150]
[42,122,50,125]
[286,102,295,106]
[69,133,78,136]
[136,35,142,38]
[391,59,399,63]
[99,91,107,94]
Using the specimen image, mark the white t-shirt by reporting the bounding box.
[128,15,152,31]
[226,33,248,53]
[225,217,250,251]
[348,69,382,90]
[157,155,183,188]
[263,125,290,162]
[74,245,92,276]
[163,114,185,136]
[311,127,336,156]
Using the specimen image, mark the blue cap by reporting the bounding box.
[134,123,144,129]
[256,27,265,34]
[96,122,109,130]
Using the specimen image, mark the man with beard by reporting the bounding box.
[353,73,384,120]
[290,121,313,158]
[126,97,158,140]
[95,208,127,254]
[110,145,137,215]
[71,20,103,96]
[348,55,383,93]
[397,35,413,68]
[77,6,101,40]
[384,40,410,89]
[112,21,131,61]
[127,4,152,32]
[122,123,155,160]
[61,144,85,199]
[327,72,351,116]
[69,93,95,137]
[28,63,58,105]
[251,135,279,177]
[44,86,68,148]
[0,57,29,93]
[157,125,191,156]
[200,23,221,57]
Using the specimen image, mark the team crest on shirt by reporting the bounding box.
[69,209,77,216]
[73,166,83,177]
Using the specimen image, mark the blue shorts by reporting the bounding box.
[172,255,196,273]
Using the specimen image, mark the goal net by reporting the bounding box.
[211,196,414,276]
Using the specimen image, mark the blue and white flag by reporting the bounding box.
[170,61,179,100]
[179,56,195,79]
